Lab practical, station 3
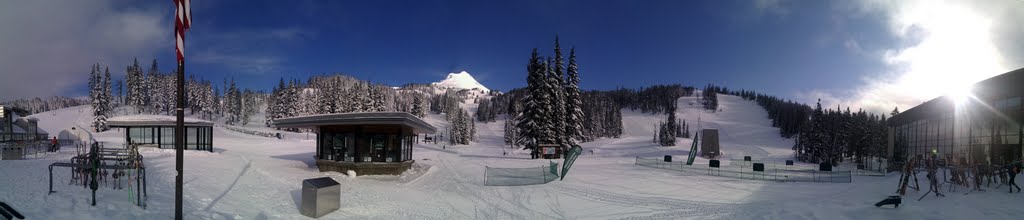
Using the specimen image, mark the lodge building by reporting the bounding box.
[888,68,1024,165]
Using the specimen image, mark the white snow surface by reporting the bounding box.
[1,94,1021,219]
[432,71,489,92]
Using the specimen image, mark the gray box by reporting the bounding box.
[301,177,340,218]
[2,146,23,160]
[700,129,719,158]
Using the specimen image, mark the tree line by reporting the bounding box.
[793,100,889,164]
[1,96,88,116]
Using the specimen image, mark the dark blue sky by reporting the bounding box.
[158,0,892,97]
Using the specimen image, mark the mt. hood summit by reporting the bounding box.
[432,71,490,92]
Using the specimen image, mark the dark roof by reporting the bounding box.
[890,67,1024,125]
[274,112,437,134]
[107,115,214,127]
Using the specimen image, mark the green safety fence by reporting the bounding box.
[484,161,560,186]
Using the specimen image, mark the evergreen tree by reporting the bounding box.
[411,95,425,117]
[516,49,547,157]
[92,65,111,132]
[149,59,164,114]
[541,58,559,144]
[88,63,98,115]
[116,79,123,105]
[564,47,584,145]
[658,103,677,146]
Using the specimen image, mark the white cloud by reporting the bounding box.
[755,0,791,16]
[193,50,282,75]
[0,0,169,101]
[804,0,1023,114]
[190,27,314,75]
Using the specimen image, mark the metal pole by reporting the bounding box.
[175,51,185,219]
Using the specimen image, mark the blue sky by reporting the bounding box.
[178,1,889,93]
[2,0,1023,113]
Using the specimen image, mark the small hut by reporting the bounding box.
[274,112,437,175]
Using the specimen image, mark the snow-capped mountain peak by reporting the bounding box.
[432,71,489,92]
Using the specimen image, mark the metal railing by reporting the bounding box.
[1,141,53,159]
[220,124,285,139]
[635,157,852,183]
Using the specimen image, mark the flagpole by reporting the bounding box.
[175,26,185,220]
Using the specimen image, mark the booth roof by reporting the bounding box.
[274,112,437,134]
[108,115,214,127]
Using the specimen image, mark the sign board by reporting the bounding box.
[0,105,5,118]
[542,147,555,155]
[753,163,765,172]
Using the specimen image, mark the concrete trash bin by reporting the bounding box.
[301,177,340,218]
[2,146,24,160]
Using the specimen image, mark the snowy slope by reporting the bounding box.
[2,96,1022,219]
[675,94,796,159]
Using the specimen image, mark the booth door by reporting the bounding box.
[370,135,386,162]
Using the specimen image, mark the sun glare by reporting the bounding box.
[949,84,971,106]
[881,2,1005,110]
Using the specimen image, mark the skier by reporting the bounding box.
[1009,162,1021,193]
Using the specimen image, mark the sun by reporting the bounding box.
[948,84,972,106]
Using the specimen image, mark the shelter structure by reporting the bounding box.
[107,115,214,151]
[1,106,49,142]
[274,112,437,175]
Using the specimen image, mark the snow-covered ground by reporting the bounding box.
[2,94,1022,219]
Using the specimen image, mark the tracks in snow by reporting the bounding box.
[553,184,738,219]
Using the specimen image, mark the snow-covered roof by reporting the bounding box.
[431,71,490,92]
[108,115,214,127]
[275,112,436,134]
[9,125,27,134]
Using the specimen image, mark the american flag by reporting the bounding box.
[174,0,191,62]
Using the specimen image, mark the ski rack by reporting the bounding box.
[47,143,147,208]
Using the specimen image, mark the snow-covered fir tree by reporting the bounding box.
[564,47,584,145]
[658,104,677,146]
[91,65,112,132]
[549,48,568,146]
[411,95,425,117]
[515,49,556,158]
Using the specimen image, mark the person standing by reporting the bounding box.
[1009,163,1021,193]
[50,136,58,152]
